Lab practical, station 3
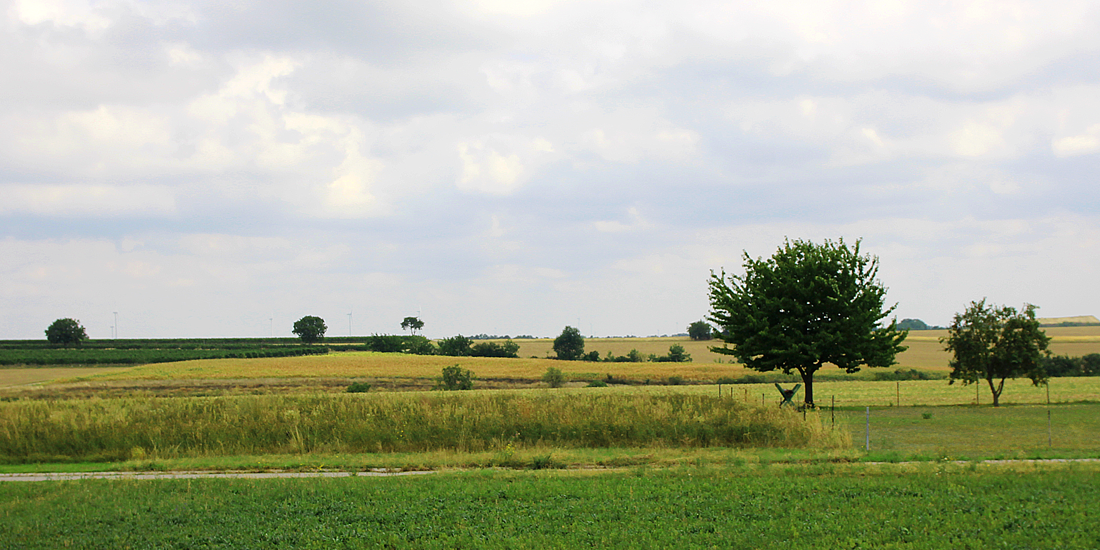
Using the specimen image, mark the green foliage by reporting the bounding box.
[687,320,713,340]
[44,318,87,347]
[581,351,600,362]
[708,237,908,406]
[667,375,685,385]
[871,368,942,381]
[437,335,473,357]
[603,348,646,362]
[943,300,1051,407]
[542,366,565,388]
[586,380,608,387]
[1041,354,1100,377]
[3,468,1099,549]
[652,344,691,363]
[470,340,520,358]
[292,316,327,344]
[437,365,474,391]
[0,344,327,366]
[345,381,372,393]
[553,326,585,360]
[897,318,940,330]
[400,316,424,335]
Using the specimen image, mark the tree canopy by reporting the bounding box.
[45,318,88,346]
[943,299,1051,407]
[292,316,327,344]
[708,238,908,407]
[687,320,713,341]
[553,326,585,360]
[401,316,424,335]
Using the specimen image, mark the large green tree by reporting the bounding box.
[45,318,88,346]
[942,299,1050,407]
[292,316,327,344]
[708,238,908,407]
[553,326,585,360]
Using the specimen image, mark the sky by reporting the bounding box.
[2,0,1099,340]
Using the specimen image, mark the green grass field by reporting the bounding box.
[2,464,1098,549]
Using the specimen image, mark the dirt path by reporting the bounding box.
[3,458,1099,482]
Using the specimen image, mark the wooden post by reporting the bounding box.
[896,381,900,407]
[865,407,870,451]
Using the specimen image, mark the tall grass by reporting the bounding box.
[0,392,842,463]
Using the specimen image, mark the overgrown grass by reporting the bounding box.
[2,465,1097,549]
[0,391,843,463]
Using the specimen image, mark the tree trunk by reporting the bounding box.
[987,377,1003,407]
[798,366,817,408]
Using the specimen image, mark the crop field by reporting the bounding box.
[2,464,1099,548]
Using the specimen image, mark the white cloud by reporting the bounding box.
[0,184,176,216]
[456,141,525,195]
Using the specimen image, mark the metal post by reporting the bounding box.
[865,406,870,451]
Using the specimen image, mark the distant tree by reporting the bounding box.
[470,340,520,358]
[687,321,713,341]
[542,366,565,388]
[438,335,473,357]
[292,316,327,344]
[553,326,585,360]
[943,300,1051,407]
[897,319,930,331]
[437,365,474,390]
[45,318,88,346]
[708,238,908,407]
[401,316,424,335]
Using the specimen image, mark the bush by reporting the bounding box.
[438,336,473,357]
[436,365,474,391]
[346,382,372,393]
[872,368,940,381]
[586,380,608,388]
[667,375,685,385]
[542,367,565,388]
[470,340,520,358]
[582,351,601,362]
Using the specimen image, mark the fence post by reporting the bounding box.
[865,406,870,451]
[831,395,835,428]
[1048,409,1052,448]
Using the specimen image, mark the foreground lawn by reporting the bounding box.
[1,464,1097,549]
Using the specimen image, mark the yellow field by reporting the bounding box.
[0,367,132,388]
[16,326,1099,393]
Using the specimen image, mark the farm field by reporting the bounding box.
[1,464,1098,549]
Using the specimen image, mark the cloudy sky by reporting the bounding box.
[3,0,1099,339]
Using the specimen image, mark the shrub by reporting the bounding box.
[470,340,520,358]
[346,382,372,393]
[438,336,473,357]
[582,351,601,362]
[542,367,566,388]
[436,365,474,390]
[586,380,608,388]
[667,375,685,385]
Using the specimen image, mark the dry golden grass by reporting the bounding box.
[64,351,754,385]
[0,367,133,388]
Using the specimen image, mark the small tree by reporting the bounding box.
[687,321,712,341]
[553,326,585,360]
[401,316,424,335]
[542,366,565,388]
[45,318,88,346]
[437,365,474,390]
[943,300,1051,407]
[708,238,908,407]
[666,344,691,363]
[292,316,327,344]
